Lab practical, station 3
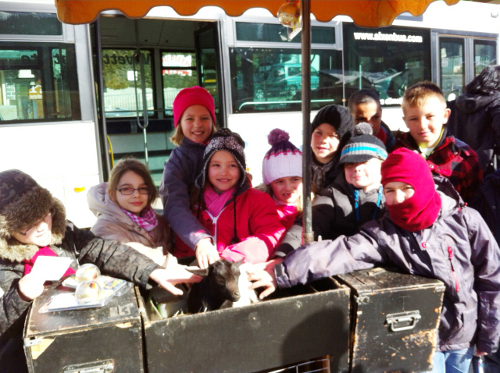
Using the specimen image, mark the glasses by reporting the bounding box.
[116,187,150,195]
[19,209,53,236]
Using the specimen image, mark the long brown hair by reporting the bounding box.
[107,157,158,206]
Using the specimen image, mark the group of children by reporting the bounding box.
[0,79,498,373]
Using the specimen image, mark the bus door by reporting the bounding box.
[432,30,497,101]
[94,16,219,187]
[195,23,225,128]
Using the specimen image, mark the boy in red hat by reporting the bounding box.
[249,147,500,373]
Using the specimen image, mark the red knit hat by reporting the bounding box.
[173,86,216,128]
[381,148,441,232]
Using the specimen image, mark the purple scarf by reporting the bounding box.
[122,206,158,235]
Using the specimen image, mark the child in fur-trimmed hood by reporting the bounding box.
[0,169,200,372]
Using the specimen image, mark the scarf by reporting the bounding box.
[381,148,441,232]
[122,206,158,234]
[311,156,336,190]
[23,246,76,277]
[204,186,235,217]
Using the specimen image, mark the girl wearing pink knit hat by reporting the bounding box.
[257,129,303,230]
[159,86,219,269]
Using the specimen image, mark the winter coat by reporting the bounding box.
[0,200,160,336]
[175,187,285,264]
[276,204,299,231]
[470,169,500,245]
[447,92,500,173]
[274,173,385,258]
[395,128,482,202]
[159,137,212,250]
[276,179,500,354]
[88,183,172,264]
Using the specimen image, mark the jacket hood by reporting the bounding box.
[434,176,464,220]
[0,189,67,262]
[455,92,500,114]
[87,183,137,230]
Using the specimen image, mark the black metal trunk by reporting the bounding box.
[335,269,445,373]
[140,277,351,373]
[23,285,143,373]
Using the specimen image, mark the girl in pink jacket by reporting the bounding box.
[174,129,285,265]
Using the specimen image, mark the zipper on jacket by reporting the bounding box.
[448,246,460,292]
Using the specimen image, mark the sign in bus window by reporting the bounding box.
[343,23,431,106]
[102,49,154,118]
[161,52,197,116]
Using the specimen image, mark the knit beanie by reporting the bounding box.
[339,123,387,164]
[173,86,216,128]
[195,128,247,190]
[381,148,441,232]
[262,129,302,185]
[311,104,354,139]
[0,169,67,262]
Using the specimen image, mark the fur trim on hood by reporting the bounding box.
[0,173,66,262]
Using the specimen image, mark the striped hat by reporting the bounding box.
[339,123,387,164]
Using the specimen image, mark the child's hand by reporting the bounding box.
[247,258,282,299]
[149,267,202,296]
[18,273,45,301]
[195,239,220,269]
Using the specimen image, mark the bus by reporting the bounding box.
[0,0,498,227]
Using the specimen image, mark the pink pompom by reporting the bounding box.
[268,128,290,146]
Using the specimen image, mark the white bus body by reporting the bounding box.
[0,1,498,227]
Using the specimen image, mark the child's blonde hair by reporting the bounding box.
[107,157,158,206]
[169,123,217,146]
[402,81,446,112]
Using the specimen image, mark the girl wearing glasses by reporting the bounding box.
[88,158,172,266]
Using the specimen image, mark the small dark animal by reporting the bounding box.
[187,259,243,313]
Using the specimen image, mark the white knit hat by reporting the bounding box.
[262,129,302,185]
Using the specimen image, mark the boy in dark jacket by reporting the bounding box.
[249,148,500,373]
[274,123,387,258]
[0,169,199,372]
[395,81,482,203]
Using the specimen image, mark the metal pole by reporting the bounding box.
[301,0,314,244]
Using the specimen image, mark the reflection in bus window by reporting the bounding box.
[161,52,197,116]
[474,40,497,75]
[0,46,79,122]
[440,38,464,100]
[102,49,154,118]
[343,24,431,106]
[229,48,342,113]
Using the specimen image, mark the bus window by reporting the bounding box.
[440,38,465,100]
[102,49,154,118]
[229,48,341,113]
[0,46,80,122]
[474,40,497,76]
[343,23,431,106]
[161,52,197,116]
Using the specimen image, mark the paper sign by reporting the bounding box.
[30,256,73,282]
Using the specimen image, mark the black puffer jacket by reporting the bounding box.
[277,178,500,354]
[274,173,385,258]
[0,220,159,336]
[447,92,500,173]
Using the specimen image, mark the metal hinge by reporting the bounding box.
[24,338,43,347]
[386,310,422,332]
